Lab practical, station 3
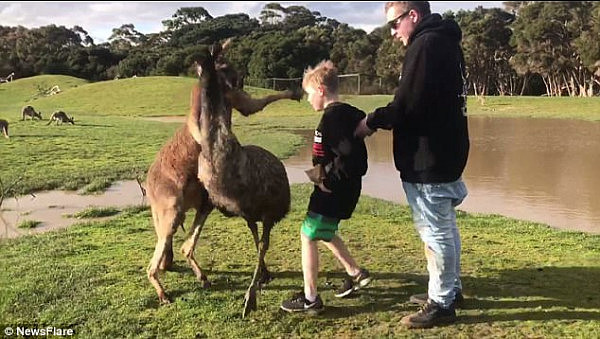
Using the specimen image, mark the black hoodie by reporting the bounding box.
[366,13,469,183]
[308,102,368,220]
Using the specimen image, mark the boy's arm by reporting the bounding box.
[226,87,302,117]
[316,114,348,191]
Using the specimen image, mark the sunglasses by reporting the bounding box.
[387,9,411,30]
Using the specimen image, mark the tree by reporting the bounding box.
[162,7,213,31]
[510,2,595,96]
[572,2,600,95]
[247,31,325,81]
[109,24,147,51]
[167,14,258,48]
[455,7,516,96]
[72,25,94,47]
[259,3,284,26]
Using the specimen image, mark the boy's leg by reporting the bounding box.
[326,234,372,298]
[323,235,360,277]
[301,233,319,301]
[281,215,328,313]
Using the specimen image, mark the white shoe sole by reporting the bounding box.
[334,277,372,298]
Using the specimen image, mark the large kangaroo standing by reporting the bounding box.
[194,44,291,317]
[146,41,301,315]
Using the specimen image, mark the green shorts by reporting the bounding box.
[301,212,340,242]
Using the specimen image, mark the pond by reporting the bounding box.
[2,116,598,238]
[286,116,600,234]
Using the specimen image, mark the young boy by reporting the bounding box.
[280,60,371,313]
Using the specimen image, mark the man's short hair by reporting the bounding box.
[302,60,339,94]
[385,1,431,16]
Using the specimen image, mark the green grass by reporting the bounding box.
[0,75,307,195]
[0,75,599,336]
[72,207,121,219]
[0,75,289,119]
[17,220,42,229]
[342,94,600,121]
[0,75,88,115]
[0,185,598,338]
[0,115,304,195]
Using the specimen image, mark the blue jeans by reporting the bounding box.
[402,178,468,309]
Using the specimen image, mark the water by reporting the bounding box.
[286,116,600,234]
[2,116,598,238]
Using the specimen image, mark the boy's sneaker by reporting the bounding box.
[335,268,372,298]
[400,299,457,329]
[281,292,324,314]
[409,290,464,308]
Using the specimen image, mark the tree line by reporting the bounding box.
[1,2,599,96]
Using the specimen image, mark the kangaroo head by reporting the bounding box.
[197,39,241,91]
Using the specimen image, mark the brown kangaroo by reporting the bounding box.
[47,111,75,125]
[146,42,302,308]
[0,119,9,138]
[21,105,42,120]
[193,43,291,317]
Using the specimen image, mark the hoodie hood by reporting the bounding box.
[409,13,462,45]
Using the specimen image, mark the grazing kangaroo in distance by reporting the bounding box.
[21,105,42,120]
[47,111,74,125]
[0,119,9,138]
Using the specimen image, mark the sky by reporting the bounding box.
[0,2,504,43]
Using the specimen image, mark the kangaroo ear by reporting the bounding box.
[210,42,222,58]
[221,38,232,52]
[195,62,203,77]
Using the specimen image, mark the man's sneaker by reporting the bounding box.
[409,290,465,308]
[281,292,324,314]
[334,268,372,298]
[400,299,457,329]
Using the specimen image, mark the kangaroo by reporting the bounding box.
[0,119,9,138]
[21,105,42,120]
[47,111,74,125]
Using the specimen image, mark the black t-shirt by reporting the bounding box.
[308,102,368,219]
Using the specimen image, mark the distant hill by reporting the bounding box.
[0,75,276,119]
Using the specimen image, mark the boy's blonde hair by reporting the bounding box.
[302,60,339,94]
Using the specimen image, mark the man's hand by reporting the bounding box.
[354,117,374,138]
[318,182,332,193]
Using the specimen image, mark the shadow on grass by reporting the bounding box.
[72,123,114,127]
[159,266,600,323]
[145,256,600,320]
[10,134,66,138]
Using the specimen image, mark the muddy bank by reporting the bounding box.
[1,181,147,239]
[0,169,308,239]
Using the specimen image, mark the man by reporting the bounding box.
[355,1,469,328]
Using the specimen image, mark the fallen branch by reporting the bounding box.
[136,176,146,197]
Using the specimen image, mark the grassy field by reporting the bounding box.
[1,75,599,337]
[343,94,600,121]
[0,75,307,194]
[1,185,599,338]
